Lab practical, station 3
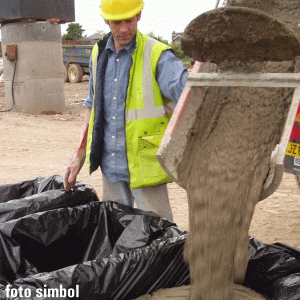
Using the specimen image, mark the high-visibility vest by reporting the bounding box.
[86,30,175,189]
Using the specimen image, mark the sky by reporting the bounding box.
[61,0,220,43]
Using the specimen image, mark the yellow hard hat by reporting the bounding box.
[100,0,144,20]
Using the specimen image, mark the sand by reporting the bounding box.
[133,284,265,300]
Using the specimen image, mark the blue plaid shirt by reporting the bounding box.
[83,34,188,183]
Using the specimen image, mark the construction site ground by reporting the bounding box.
[1,77,300,299]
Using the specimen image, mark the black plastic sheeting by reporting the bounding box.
[0,176,188,300]
[0,175,99,223]
[245,239,300,300]
[0,176,300,299]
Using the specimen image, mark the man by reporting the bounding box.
[64,0,189,221]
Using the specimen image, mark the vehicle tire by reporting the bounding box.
[68,64,83,83]
[64,63,69,82]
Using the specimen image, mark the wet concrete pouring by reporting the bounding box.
[137,0,300,299]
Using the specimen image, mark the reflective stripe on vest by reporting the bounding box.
[92,47,98,101]
[126,38,176,120]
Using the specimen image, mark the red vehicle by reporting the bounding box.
[284,104,300,179]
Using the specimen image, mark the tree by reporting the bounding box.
[170,42,185,59]
[147,31,169,46]
[62,23,85,41]
[147,31,187,60]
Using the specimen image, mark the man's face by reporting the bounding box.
[106,12,141,51]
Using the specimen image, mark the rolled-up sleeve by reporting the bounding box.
[156,50,189,103]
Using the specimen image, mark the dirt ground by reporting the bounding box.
[1,74,300,300]
[1,76,300,247]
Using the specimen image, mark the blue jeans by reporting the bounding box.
[102,175,173,221]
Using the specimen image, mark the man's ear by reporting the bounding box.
[137,11,142,21]
[104,20,109,25]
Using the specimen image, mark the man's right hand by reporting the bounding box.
[64,151,86,191]
[63,120,90,192]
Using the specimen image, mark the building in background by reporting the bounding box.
[62,31,106,45]
[172,31,183,43]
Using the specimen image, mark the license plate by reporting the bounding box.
[286,142,300,157]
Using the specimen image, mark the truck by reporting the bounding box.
[284,103,300,187]
[63,44,93,83]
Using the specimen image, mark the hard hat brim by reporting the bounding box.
[100,2,144,20]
